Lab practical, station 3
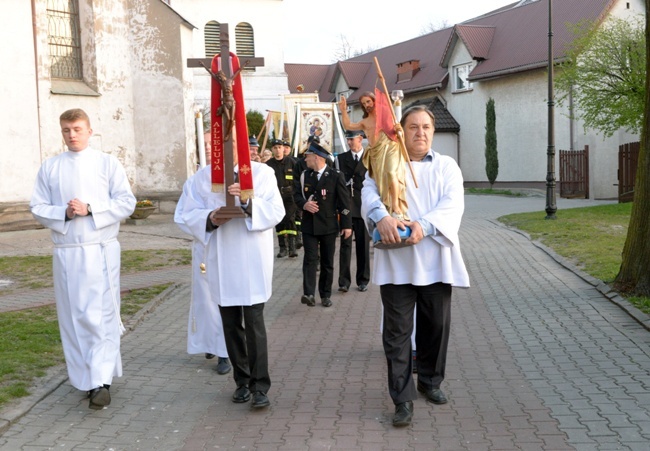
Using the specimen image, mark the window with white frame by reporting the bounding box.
[453,63,473,92]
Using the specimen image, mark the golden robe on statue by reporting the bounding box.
[363,131,409,220]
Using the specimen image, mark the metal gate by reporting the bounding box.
[559,146,589,199]
[618,142,639,203]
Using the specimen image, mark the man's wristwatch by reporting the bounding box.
[87,204,92,216]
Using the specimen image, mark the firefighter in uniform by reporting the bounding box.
[266,139,298,258]
[293,140,352,308]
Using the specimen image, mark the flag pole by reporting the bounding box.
[374,57,417,188]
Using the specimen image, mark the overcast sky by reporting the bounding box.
[281,0,516,64]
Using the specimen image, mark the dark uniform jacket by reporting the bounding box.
[266,155,297,202]
[293,165,352,236]
[336,151,367,218]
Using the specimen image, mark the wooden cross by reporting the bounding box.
[186,23,265,216]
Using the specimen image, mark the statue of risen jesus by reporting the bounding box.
[339,92,409,220]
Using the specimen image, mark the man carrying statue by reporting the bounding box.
[342,86,470,427]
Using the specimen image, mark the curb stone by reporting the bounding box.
[494,218,650,332]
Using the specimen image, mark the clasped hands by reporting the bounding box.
[376,215,423,245]
[66,198,90,219]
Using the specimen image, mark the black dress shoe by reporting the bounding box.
[301,294,315,307]
[321,297,332,307]
[232,385,251,403]
[216,357,232,375]
[392,401,413,427]
[358,284,368,292]
[205,353,215,359]
[417,383,448,404]
[338,286,349,292]
[88,386,111,410]
[251,391,270,408]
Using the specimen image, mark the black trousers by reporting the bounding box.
[338,217,370,288]
[219,303,270,394]
[380,282,451,404]
[302,231,337,299]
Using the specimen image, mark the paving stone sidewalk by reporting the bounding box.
[0,196,648,450]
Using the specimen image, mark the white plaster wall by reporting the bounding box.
[28,0,138,192]
[0,1,42,203]
[432,133,458,161]
[0,0,204,210]
[129,0,196,195]
[448,68,561,184]
[172,0,288,115]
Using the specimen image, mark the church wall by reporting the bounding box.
[0,0,42,204]
[128,0,197,199]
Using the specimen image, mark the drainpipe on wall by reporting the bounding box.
[31,0,43,164]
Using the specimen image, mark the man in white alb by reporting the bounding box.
[30,108,136,410]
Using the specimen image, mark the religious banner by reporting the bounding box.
[296,102,336,153]
[209,52,254,201]
[282,93,319,142]
[270,111,290,141]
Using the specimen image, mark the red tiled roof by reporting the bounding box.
[455,25,495,61]
[331,61,372,91]
[466,0,616,81]
[404,97,460,133]
[285,0,618,102]
[284,63,334,102]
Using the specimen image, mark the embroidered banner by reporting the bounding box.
[210,52,254,200]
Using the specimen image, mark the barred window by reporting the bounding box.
[235,22,255,72]
[47,0,82,79]
[205,21,220,59]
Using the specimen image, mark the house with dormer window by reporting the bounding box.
[285,0,645,200]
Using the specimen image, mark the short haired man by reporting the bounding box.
[361,106,469,427]
[336,130,370,293]
[293,141,352,308]
[30,108,136,410]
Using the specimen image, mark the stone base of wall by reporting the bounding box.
[0,203,42,232]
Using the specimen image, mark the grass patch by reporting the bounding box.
[466,187,526,196]
[499,202,649,314]
[0,305,62,407]
[0,255,53,291]
[0,283,171,409]
[0,249,190,294]
[121,283,171,316]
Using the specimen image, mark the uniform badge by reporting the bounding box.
[341,209,350,215]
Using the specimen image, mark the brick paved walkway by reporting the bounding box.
[0,196,648,450]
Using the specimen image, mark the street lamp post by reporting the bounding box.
[545,0,557,219]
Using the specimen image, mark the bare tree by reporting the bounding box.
[420,19,450,35]
[332,34,355,62]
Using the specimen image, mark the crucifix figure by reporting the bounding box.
[187,23,265,216]
[199,62,244,142]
